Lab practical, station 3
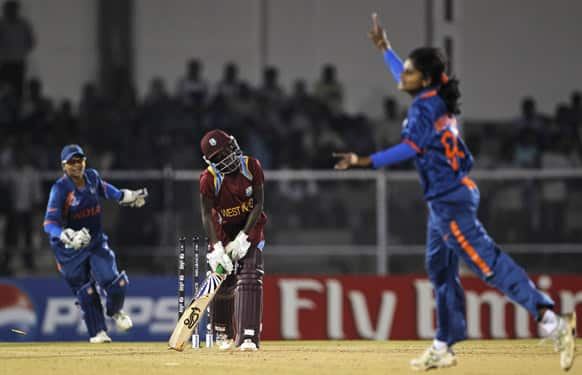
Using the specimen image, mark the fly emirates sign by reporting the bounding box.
[261,275,582,340]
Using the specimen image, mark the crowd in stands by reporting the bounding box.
[1,0,582,275]
[1,58,581,173]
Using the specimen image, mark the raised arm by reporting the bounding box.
[368,12,403,83]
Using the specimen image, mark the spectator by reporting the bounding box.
[513,128,541,168]
[288,79,312,111]
[375,96,402,148]
[553,104,571,136]
[513,97,547,153]
[514,97,545,132]
[78,82,108,149]
[20,77,52,134]
[569,91,582,126]
[475,124,503,169]
[216,62,241,102]
[258,66,285,109]
[314,64,344,114]
[540,135,573,241]
[4,150,42,272]
[0,81,17,131]
[144,76,170,107]
[176,58,208,109]
[53,100,78,143]
[567,91,582,156]
[231,82,258,123]
[0,0,35,111]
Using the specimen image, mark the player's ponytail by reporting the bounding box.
[409,47,461,115]
[439,77,461,115]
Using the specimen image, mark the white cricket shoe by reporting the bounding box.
[215,333,234,351]
[112,310,133,331]
[218,339,234,351]
[239,339,258,352]
[553,312,576,371]
[89,330,112,343]
[410,346,457,371]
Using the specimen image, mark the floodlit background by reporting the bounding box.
[0,0,581,343]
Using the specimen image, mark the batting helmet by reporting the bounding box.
[200,129,242,174]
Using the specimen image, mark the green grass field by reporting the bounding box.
[0,339,578,375]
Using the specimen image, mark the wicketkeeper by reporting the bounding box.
[43,144,148,343]
[199,129,267,351]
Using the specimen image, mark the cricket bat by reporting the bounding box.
[168,265,226,351]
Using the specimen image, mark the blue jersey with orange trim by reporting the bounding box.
[43,168,122,263]
[401,88,474,200]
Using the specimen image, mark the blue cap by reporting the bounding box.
[60,144,85,163]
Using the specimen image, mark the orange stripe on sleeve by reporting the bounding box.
[403,139,421,154]
[462,176,476,191]
[43,220,58,226]
[420,90,437,99]
[63,192,74,219]
[450,220,492,277]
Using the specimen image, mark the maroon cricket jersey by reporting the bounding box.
[200,156,267,246]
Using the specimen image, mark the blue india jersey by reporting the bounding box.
[401,88,474,200]
[43,168,122,263]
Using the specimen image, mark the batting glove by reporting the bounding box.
[225,231,251,262]
[207,242,233,275]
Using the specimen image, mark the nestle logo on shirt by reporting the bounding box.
[72,205,101,220]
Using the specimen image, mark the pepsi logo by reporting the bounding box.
[0,283,37,341]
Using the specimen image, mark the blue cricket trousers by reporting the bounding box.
[426,177,554,346]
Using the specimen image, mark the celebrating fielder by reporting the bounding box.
[43,144,148,343]
[199,129,267,351]
[333,13,576,372]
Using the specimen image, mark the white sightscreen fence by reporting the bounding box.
[14,168,582,275]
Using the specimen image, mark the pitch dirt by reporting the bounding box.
[0,339,578,375]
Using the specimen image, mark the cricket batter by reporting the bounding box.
[333,14,576,371]
[199,129,267,351]
[43,144,148,343]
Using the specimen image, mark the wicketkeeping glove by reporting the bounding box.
[119,188,148,207]
[225,231,251,262]
[60,227,91,250]
[207,242,233,274]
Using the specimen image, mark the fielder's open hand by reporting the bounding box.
[333,152,358,170]
[332,152,372,170]
[368,12,391,51]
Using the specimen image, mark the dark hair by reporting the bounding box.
[408,47,461,115]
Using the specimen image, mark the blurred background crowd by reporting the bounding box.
[1,0,581,276]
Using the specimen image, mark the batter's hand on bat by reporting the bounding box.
[207,242,233,274]
[226,231,250,262]
[332,152,359,170]
[368,12,390,51]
